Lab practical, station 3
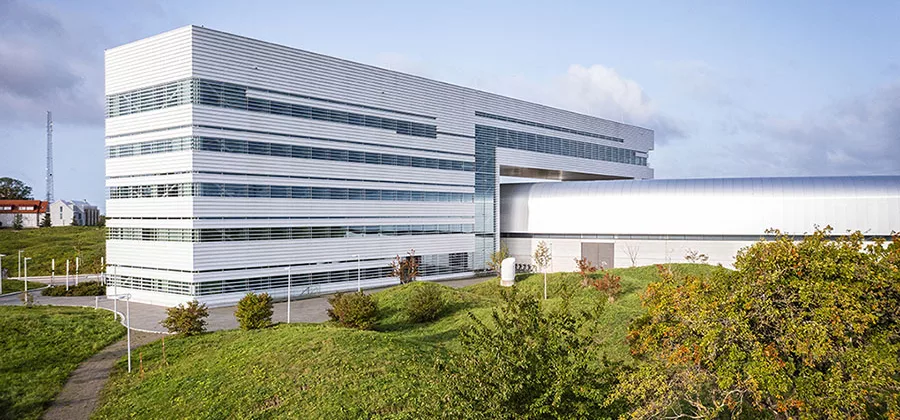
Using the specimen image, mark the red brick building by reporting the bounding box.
[0,200,49,228]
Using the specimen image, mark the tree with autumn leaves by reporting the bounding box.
[617,228,900,418]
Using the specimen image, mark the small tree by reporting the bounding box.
[390,249,420,284]
[162,300,209,336]
[326,292,377,330]
[532,241,552,299]
[624,243,640,267]
[574,256,597,287]
[12,214,23,230]
[436,288,628,418]
[684,248,709,263]
[235,292,274,330]
[40,213,51,228]
[486,242,509,277]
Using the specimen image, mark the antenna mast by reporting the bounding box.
[46,111,54,205]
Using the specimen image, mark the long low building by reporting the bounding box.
[501,176,900,271]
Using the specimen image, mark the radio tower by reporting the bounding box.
[46,111,54,205]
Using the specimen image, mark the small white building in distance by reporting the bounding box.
[51,200,100,226]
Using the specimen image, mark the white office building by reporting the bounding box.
[51,200,101,226]
[105,26,654,306]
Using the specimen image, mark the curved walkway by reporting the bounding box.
[0,277,487,419]
[42,331,161,420]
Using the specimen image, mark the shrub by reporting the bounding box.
[161,300,209,336]
[486,243,510,277]
[437,288,628,418]
[618,228,900,418]
[590,269,622,302]
[574,256,597,286]
[390,249,420,284]
[43,281,105,297]
[406,284,444,323]
[235,292,274,330]
[326,292,377,330]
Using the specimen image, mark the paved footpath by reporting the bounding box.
[42,331,161,420]
[1,276,487,420]
[0,276,486,332]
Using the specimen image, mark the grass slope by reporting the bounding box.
[0,226,105,277]
[94,264,722,419]
[1,279,47,295]
[0,306,125,420]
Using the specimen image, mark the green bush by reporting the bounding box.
[405,283,444,323]
[235,293,274,330]
[43,281,105,297]
[326,292,377,330]
[161,300,209,336]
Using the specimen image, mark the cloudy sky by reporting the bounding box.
[2,0,899,212]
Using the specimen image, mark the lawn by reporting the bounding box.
[0,226,106,277]
[1,279,47,295]
[0,306,125,420]
[94,264,722,419]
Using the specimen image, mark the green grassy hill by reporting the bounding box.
[0,306,124,420]
[94,264,723,419]
[0,227,105,277]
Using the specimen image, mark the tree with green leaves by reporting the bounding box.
[533,240,552,299]
[12,214,23,230]
[0,177,32,200]
[40,213,51,228]
[436,288,628,419]
[486,242,509,277]
[617,228,900,418]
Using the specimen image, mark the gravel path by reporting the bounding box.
[42,331,162,420]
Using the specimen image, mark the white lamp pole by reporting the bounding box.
[355,255,361,292]
[51,259,55,286]
[0,254,5,293]
[126,295,131,372]
[112,265,118,321]
[111,293,132,373]
[65,259,70,290]
[285,266,291,323]
[23,257,31,304]
[75,257,80,286]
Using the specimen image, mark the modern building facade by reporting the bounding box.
[51,200,100,226]
[0,200,48,229]
[501,176,900,271]
[105,26,654,306]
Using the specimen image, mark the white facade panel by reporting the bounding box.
[106,25,654,306]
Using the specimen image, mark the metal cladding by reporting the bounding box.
[501,176,900,237]
[104,26,653,306]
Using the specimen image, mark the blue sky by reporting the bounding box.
[2,0,899,212]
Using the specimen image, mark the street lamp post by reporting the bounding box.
[112,265,118,321]
[0,254,6,293]
[65,259,70,290]
[51,259,55,286]
[23,257,32,304]
[285,266,292,323]
[353,254,361,292]
[75,257,80,286]
[111,293,132,372]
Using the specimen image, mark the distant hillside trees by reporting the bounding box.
[0,177,32,200]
